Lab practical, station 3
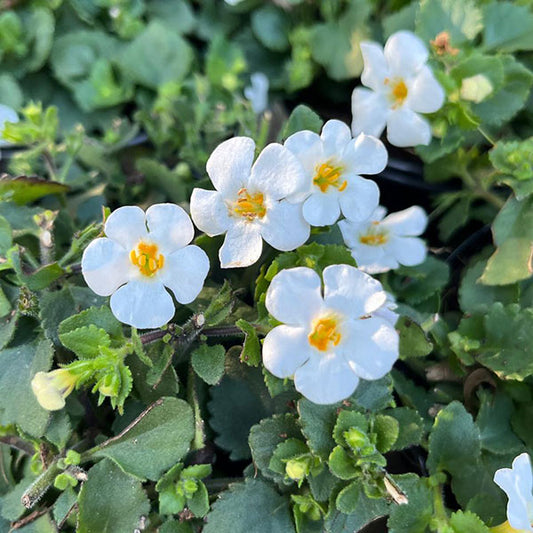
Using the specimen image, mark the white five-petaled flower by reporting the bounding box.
[262,265,399,404]
[351,30,445,147]
[82,203,209,329]
[0,104,18,147]
[339,205,428,274]
[190,137,310,268]
[283,119,386,227]
[244,72,269,114]
[494,453,533,532]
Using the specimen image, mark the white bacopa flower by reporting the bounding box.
[494,453,533,531]
[283,119,386,227]
[82,203,209,329]
[244,72,269,114]
[339,205,428,274]
[0,104,18,147]
[351,30,445,147]
[262,265,399,404]
[190,137,310,268]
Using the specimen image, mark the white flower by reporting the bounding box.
[283,119,386,227]
[0,104,18,147]
[262,265,399,404]
[82,203,209,329]
[494,453,533,531]
[374,291,399,326]
[244,72,269,114]
[351,30,445,147]
[190,137,310,268]
[339,205,428,274]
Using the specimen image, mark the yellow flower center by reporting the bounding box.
[313,161,347,193]
[232,188,267,220]
[309,316,342,352]
[130,241,165,277]
[359,222,389,246]
[385,78,408,108]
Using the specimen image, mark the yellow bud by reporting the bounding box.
[31,369,77,411]
[286,458,309,481]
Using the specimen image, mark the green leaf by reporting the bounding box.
[281,105,323,139]
[416,0,483,44]
[387,474,433,533]
[205,34,246,92]
[0,215,12,256]
[39,287,76,346]
[398,316,433,359]
[59,325,111,359]
[427,401,480,476]
[147,0,196,34]
[383,3,417,37]
[459,255,519,313]
[0,74,22,109]
[191,344,225,385]
[119,21,193,89]
[373,414,400,454]
[78,459,150,533]
[8,249,64,291]
[249,414,302,483]
[203,479,294,533]
[483,1,533,53]
[328,446,358,480]
[44,410,72,450]
[332,410,367,447]
[0,340,52,437]
[449,510,491,533]
[92,397,194,480]
[25,7,55,73]
[298,399,337,460]
[481,196,533,285]
[236,319,261,367]
[351,375,395,412]
[269,438,309,476]
[53,487,77,526]
[385,408,424,450]
[251,5,290,52]
[58,306,123,340]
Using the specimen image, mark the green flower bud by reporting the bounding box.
[344,427,367,450]
[285,457,309,481]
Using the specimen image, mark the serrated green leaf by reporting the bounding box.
[398,316,433,359]
[59,324,111,358]
[191,344,225,385]
[373,414,399,454]
[332,410,367,447]
[78,459,150,533]
[269,438,309,476]
[0,175,66,206]
[236,319,261,367]
[298,399,337,460]
[328,446,358,480]
[91,397,194,480]
[203,479,294,533]
[0,215,12,256]
[449,510,491,532]
[58,306,123,340]
[385,407,424,450]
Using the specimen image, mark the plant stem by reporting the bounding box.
[0,435,35,456]
[21,460,62,509]
[478,126,496,146]
[187,365,205,451]
[461,170,505,209]
[431,484,449,532]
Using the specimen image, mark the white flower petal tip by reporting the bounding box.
[339,205,428,273]
[262,265,399,404]
[494,453,533,531]
[191,137,311,269]
[82,203,209,329]
[352,30,445,148]
[284,119,385,227]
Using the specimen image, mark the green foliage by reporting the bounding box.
[191,344,226,385]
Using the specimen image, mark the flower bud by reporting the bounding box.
[31,369,77,411]
[285,457,309,482]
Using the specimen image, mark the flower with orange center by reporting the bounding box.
[262,265,399,404]
[191,136,310,268]
[352,30,445,147]
[82,203,209,329]
[284,120,386,227]
[339,205,428,274]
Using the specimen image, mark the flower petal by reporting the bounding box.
[360,41,388,91]
[384,31,429,76]
[294,351,359,404]
[338,218,365,249]
[348,242,398,274]
[284,130,323,175]
[321,120,352,159]
[104,206,148,249]
[323,264,386,317]
[386,107,432,147]
[81,237,133,296]
[249,143,307,200]
[110,280,175,329]
[339,176,380,222]
[190,188,231,236]
[261,200,310,251]
[388,236,427,267]
[262,325,313,378]
[206,137,255,196]
[382,206,427,236]
[302,192,340,227]
[159,245,209,304]
[266,267,323,326]
[342,133,388,176]
[408,66,445,113]
[219,221,263,268]
[342,317,399,380]
[351,88,389,138]
[145,203,194,253]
